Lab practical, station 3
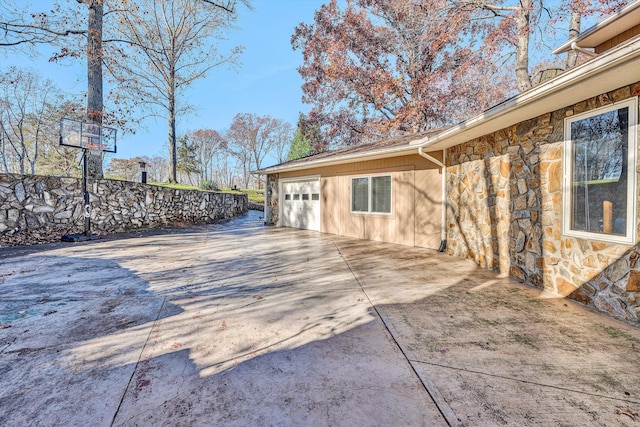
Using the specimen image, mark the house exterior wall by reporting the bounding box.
[595,23,640,53]
[446,82,640,324]
[266,154,442,249]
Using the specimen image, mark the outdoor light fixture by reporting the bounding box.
[139,161,147,184]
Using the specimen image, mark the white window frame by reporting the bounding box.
[350,174,393,215]
[562,97,638,244]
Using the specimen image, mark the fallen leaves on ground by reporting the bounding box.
[616,406,639,421]
[0,226,84,248]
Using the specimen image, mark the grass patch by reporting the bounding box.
[594,324,640,343]
[243,189,264,204]
[149,182,201,191]
[218,188,264,204]
[477,317,500,327]
[149,182,264,204]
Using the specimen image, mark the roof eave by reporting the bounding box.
[257,146,419,174]
[417,37,640,152]
[553,1,640,54]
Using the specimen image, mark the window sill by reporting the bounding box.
[562,230,636,246]
[350,211,393,217]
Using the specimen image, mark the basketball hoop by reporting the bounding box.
[86,142,106,158]
[59,118,117,242]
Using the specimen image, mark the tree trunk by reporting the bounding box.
[514,0,532,92]
[18,123,26,174]
[31,118,41,175]
[86,0,104,179]
[0,134,8,173]
[566,4,582,69]
[168,85,177,183]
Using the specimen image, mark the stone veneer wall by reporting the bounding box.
[446,82,640,324]
[265,173,279,226]
[0,173,248,235]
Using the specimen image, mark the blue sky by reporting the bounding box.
[3,0,326,166]
[2,0,606,167]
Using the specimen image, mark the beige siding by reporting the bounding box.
[415,168,443,248]
[321,176,340,235]
[595,23,640,53]
[279,154,442,248]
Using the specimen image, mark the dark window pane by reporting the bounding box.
[371,176,391,213]
[351,177,369,212]
[570,107,628,235]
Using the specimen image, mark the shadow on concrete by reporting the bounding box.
[2,217,640,426]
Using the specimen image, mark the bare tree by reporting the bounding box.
[186,129,224,184]
[226,113,290,188]
[0,68,63,174]
[565,0,583,69]
[144,155,169,182]
[226,134,252,189]
[271,120,293,164]
[109,0,246,183]
[105,157,141,181]
[217,146,236,188]
[1,0,109,178]
[1,0,243,178]
[453,0,536,92]
[32,99,85,177]
[176,134,200,185]
[0,1,86,49]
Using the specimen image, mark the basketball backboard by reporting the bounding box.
[60,117,117,153]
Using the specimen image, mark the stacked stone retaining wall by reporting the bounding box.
[0,173,248,236]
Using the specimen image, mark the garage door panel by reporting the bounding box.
[281,179,320,231]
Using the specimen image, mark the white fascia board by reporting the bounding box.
[553,0,640,54]
[415,38,640,152]
[257,146,419,174]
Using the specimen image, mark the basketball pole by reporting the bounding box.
[60,117,116,243]
[62,148,98,242]
[82,148,90,237]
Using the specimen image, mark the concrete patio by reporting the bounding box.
[1,210,639,426]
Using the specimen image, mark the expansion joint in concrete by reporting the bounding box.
[109,297,168,427]
[331,238,461,427]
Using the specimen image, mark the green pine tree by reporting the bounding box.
[286,127,315,161]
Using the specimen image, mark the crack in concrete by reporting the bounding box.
[0,336,18,354]
[413,359,640,405]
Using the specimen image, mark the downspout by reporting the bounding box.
[418,145,447,252]
[570,42,598,58]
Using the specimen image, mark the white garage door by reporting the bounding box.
[281,179,321,231]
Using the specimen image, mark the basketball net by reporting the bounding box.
[86,142,106,158]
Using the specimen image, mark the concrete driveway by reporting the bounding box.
[1,210,639,426]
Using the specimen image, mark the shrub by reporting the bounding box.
[200,180,219,191]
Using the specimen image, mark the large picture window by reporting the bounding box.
[563,98,637,244]
[351,175,392,214]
